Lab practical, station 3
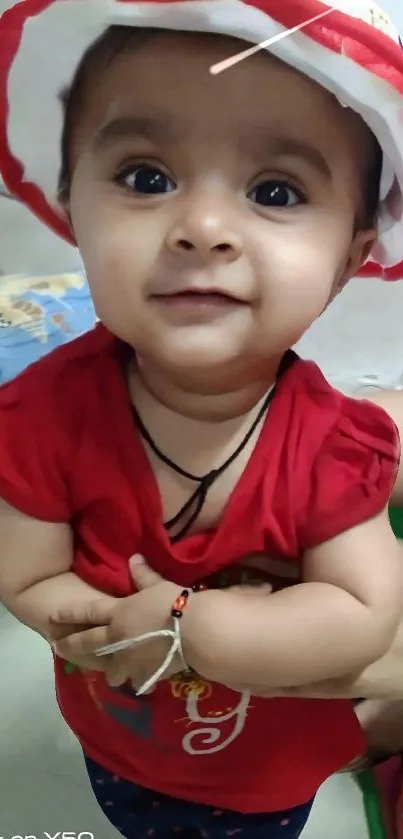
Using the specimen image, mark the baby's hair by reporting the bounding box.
[360,131,382,230]
[58,25,382,230]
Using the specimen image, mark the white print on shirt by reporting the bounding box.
[181,689,251,755]
[80,669,252,754]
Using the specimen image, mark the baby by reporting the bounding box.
[1,2,403,838]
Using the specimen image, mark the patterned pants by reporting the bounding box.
[85,756,314,839]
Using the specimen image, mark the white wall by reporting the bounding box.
[1,0,403,386]
[0,2,82,274]
[383,0,403,31]
[0,197,83,275]
[297,279,403,388]
[299,0,403,387]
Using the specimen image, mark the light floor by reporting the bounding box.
[0,605,370,839]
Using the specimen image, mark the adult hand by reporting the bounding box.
[356,698,403,758]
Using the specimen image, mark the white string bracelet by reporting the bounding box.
[95,619,187,696]
[94,583,206,696]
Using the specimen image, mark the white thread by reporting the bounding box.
[95,629,175,656]
[94,618,188,696]
[210,6,337,75]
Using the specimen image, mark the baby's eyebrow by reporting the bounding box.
[269,137,332,180]
[93,115,332,180]
[93,115,178,150]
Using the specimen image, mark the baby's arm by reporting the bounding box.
[0,498,116,640]
[185,507,402,689]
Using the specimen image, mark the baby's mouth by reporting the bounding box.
[151,288,247,307]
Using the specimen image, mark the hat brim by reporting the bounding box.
[1,0,403,279]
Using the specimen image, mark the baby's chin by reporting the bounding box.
[143,332,252,375]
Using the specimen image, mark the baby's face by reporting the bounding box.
[68,32,376,385]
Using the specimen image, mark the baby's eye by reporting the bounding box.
[248,180,304,208]
[116,165,176,195]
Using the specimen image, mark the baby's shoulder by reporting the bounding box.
[284,358,400,547]
[283,356,399,452]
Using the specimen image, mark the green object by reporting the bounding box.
[64,661,77,675]
[389,506,403,539]
[357,768,389,839]
[357,505,402,839]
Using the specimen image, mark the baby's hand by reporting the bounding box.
[54,556,279,690]
[54,557,183,688]
[49,592,119,671]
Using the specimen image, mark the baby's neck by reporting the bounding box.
[132,357,282,423]
[128,357,281,536]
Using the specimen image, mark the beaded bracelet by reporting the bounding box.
[95,582,206,696]
[172,581,207,618]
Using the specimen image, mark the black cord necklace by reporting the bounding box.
[133,350,297,543]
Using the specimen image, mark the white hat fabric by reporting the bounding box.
[1,0,403,280]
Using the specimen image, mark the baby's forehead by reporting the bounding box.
[72,29,340,133]
[63,25,373,187]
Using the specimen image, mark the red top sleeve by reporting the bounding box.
[0,359,71,522]
[298,396,400,548]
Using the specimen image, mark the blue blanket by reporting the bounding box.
[0,272,96,383]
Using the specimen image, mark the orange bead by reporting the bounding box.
[174,595,187,612]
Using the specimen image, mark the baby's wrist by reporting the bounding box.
[180,588,228,679]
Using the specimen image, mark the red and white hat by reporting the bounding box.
[1,0,403,280]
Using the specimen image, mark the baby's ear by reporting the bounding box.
[57,189,70,211]
[59,87,70,108]
[57,186,73,231]
[57,86,72,213]
[342,228,378,284]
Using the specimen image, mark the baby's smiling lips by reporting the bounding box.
[151,288,247,308]
[149,288,249,323]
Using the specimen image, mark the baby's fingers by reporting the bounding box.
[47,621,92,642]
[105,653,132,687]
[54,625,111,659]
[50,596,117,629]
